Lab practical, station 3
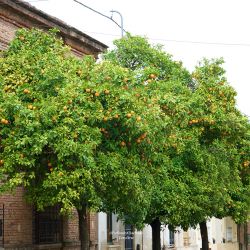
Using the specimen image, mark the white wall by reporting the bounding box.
[98,212,108,250]
[98,214,239,250]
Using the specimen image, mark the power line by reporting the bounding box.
[72,0,126,36]
[77,30,250,47]
[149,38,250,47]
[4,0,250,47]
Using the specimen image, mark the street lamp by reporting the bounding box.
[110,10,124,37]
[72,0,125,38]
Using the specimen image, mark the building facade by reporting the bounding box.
[0,0,107,249]
[98,215,245,250]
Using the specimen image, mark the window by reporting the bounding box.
[125,224,133,250]
[226,227,233,242]
[107,213,113,243]
[169,229,175,245]
[33,206,62,244]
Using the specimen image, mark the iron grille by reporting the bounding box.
[0,204,4,247]
[33,205,62,244]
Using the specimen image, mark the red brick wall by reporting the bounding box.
[63,210,98,250]
[63,209,80,250]
[0,187,33,248]
[88,212,98,248]
[0,16,20,50]
[0,2,99,249]
[0,189,99,249]
[0,1,106,58]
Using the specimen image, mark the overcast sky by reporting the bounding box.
[28,0,250,117]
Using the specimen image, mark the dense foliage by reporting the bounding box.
[103,35,250,230]
[0,29,249,250]
[0,29,156,220]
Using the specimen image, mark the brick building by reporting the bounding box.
[0,0,107,249]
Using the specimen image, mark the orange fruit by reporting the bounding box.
[149,74,156,79]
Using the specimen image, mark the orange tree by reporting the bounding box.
[103,35,250,250]
[0,29,157,250]
[186,59,250,250]
[0,29,104,250]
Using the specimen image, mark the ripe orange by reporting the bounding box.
[126,113,132,118]
[104,89,110,95]
[243,161,250,167]
[114,114,119,119]
[95,92,100,97]
[149,74,156,79]
[136,116,142,122]
[120,141,126,147]
[23,89,30,94]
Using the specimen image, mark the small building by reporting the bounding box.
[98,215,245,250]
[0,0,107,249]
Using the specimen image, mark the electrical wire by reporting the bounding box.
[72,0,127,34]
[75,30,250,47]
[148,38,250,47]
[2,0,250,47]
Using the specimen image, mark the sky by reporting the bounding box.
[27,0,250,117]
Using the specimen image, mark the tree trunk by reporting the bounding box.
[77,206,89,250]
[150,217,161,250]
[199,221,209,250]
